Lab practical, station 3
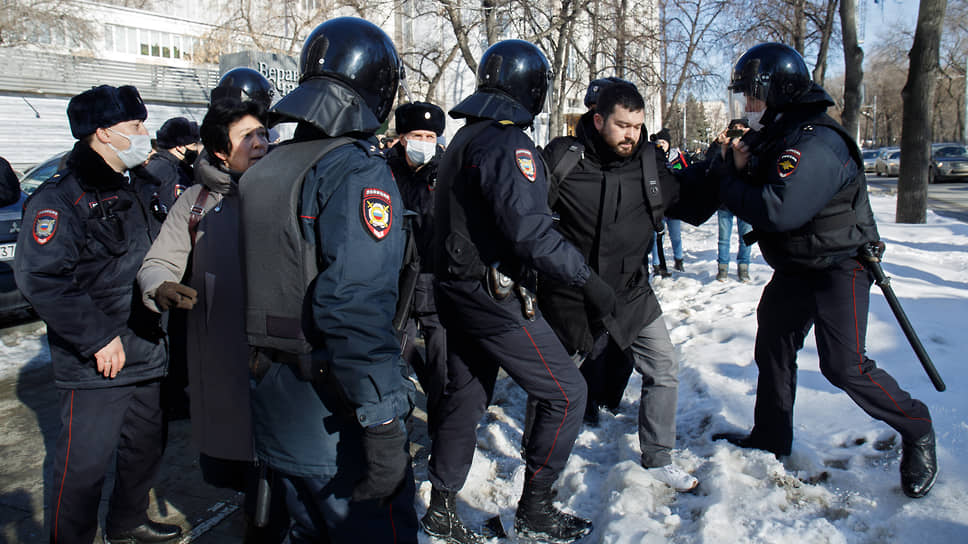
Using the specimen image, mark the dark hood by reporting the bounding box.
[193,149,237,195]
[67,140,128,191]
[449,90,534,126]
[576,109,647,168]
[269,77,382,137]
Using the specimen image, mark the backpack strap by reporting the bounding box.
[188,187,211,248]
[640,149,666,234]
[297,137,358,241]
[545,138,584,208]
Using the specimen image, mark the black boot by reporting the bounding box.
[712,431,789,457]
[673,258,684,272]
[901,430,938,498]
[421,487,485,544]
[104,520,182,543]
[515,480,592,543]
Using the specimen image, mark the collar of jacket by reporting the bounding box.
[577,109,646,168]
[67,140,128,191]
[194,149,236,195]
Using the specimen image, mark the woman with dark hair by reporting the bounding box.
[138,98,285,541]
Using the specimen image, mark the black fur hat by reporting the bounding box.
[395,102,445,136]
[156,117,200,149]
[67,85,147,139]
[651,127,672,143]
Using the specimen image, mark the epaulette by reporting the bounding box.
[23,168,71,209]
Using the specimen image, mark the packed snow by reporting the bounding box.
[2,193,965,542]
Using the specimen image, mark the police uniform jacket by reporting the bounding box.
[138,151,253,462]
[386,142,441,314]
[246,129,412,477]
[14,140,167,389]
[717,85,878,272]
[143,149,193,212]
[540,111,718,354]
[434,119,593,336]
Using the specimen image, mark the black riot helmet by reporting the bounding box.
[450,40,551,125]
[211,67,275,109]
[298,17,401,123]
[728,43,811,111]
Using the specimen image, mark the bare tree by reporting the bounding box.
[840,0,863,140]
[0,0,100,49]
[897,0,948,224]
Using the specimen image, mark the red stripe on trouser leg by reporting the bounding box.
[53,390,74,543]
[851,266,930,423]
[522,326,570,483]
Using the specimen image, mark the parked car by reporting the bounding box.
[19,151,69,195]
[0,190,31,320]
[862,149,878,173]
[930,143,968,183]
[874,147,900,176]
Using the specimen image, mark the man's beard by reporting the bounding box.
[613,138,636,157]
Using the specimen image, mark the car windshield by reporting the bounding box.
[863,151,878,159]
[890,151,901,159]
[20,154,66,195]
[934,145,968,159]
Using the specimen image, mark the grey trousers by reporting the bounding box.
[628,317,680,468]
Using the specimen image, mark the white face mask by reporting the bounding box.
[107,128,152,169]
[405,138,436,166]
[745,110,765,132]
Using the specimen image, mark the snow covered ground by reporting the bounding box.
[2,193,965,542]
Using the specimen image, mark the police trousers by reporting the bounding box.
[750,260,933,455]
[428,313,587,492]
[49,380,163,544]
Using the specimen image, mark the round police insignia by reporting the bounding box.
[174,184,187,199]
[361,188,392,240]
[515,149,536,182]
[777,149,801,178]
[33,209,59,245]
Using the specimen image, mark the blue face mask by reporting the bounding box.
[107,128,152,169]
[405,139,436,166]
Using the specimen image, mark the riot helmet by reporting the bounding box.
[212,67,275,109]
[299,17,401,123]
[450,40,551,125]
[728,43,811,111]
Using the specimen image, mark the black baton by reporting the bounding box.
[254,462,271,527]
[859,242,946,392]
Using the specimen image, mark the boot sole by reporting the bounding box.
[514,520,593,544]
[421,519,487,544]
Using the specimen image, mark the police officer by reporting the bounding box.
[211,67,275,110]
[238,18,418,542]
[385,101,448,432]
[144,117,200,211]
[541,82,718,494]
[14,85,180,543]
[424,40,606,544]
[710,43,938,499]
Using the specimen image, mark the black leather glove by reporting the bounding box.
[155,281,198,311]
[581,272,616,322]
[352,418,410,503]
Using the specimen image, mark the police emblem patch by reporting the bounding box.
[515,149,536,182]
[777,149,801,178]
[175,184,187,199]
[33,209,59,245]
[361,188,392,240]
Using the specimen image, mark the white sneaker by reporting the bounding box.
[647,464,699,492]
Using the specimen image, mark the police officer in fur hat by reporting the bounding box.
[15,85,180,543]
[385,102,449,434]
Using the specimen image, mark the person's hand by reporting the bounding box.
[731,138,752,171]
[155,281,198,311]
[95,336,126,379]
[352,418,410,503]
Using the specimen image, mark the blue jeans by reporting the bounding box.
[717,210,752,265]
[651,218,683,265]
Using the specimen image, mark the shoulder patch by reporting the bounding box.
[33,209,59,245]
[777,149,801,179]
[515,149,537,182]
[174,184,187,200]
[361,188,392,240]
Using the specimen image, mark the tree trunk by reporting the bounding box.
[811,0,838,85]
[840,0,863,140]
[897,0,948,224]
